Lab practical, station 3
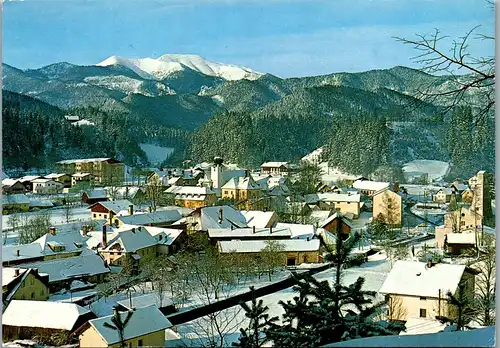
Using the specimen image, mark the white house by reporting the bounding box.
[31,178,64,194]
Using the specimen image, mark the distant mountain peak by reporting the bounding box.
[97,54,263,81]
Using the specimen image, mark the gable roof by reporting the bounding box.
[44,173,70,179]
[275,222,316,239]
[118,210,182,226]
[3,300,91,330]
[165,186,215,199]
[352,180,390,192]
[445,232,476,245]
[2,243,44,263]
[3,194,30,205]
[219,238,320,253]
[198,206,248,230]
[241,210,277,228]
[320,212,353,229]
[378,261,467,298]
[84,188,108,199]
[103,226,157,252]
[2,268,27,287]
[20,252,110,283]
[90,200,134,214]
[33,229,88,256]
[88,305,171,345]
[19,175,41,182]
[221,176,260,190]
[2,179,22,187]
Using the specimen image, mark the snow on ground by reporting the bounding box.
[139,143,175,166]
[319,164,359,184]
[403,160,450,182]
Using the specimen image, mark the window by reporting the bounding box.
[93,214,97,218]
[138,339,143,346]
[287,258,296,266]
[419,308,427,318]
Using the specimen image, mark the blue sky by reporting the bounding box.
[3,0,494,77]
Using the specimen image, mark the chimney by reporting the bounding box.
[427,259,433,268]
[218,208,223,224]
[253,226,256,234]
[49,226,56,235]
[148,206,152,213]
[102,225,108,249]
[270,226,273,234]
[128,204,134,216]
[14,269,20,277]
[113,306,119,317]
[131,228,136,234]
[16,249,20,257]
[138,226,142,231]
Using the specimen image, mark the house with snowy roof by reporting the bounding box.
[89,199,136,224]
[3,268,50,304]
[18,175,42,191]
[379,260,478,321]
[57,158,124,185]
[186,205,248,232]
[165,186,217,209]
[79,305,172,348]
[71,172,95,187]
[352,179,390,196]
[241,210,279,228]
[3,300,96,342]
[260,161,289,176]
[221,175,261,202]
[44,173,72,188]
[316,212,352,240]
[275,222,316,239]
[219,238,321,266]
[433,188,455,203]
[304,193,361,218]
[116,209,182,228]
[32,177,64,195]
[1,179,26,194]
[208,226,293,242]
[82,188,108,205]
[19,251,110,292]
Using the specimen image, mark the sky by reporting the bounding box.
[2,0,495,78]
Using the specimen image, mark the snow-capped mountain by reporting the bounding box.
[97,54,263,81]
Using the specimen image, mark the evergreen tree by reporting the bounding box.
[233,286,279,348]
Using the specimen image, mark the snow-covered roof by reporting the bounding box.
[91,199,134,214]
[319,212,353,229]
[275,222,315,239]
[352,180,390,192]
[31,178,58,184]
[209,227,292,239]
[261,161,289,168]
[156,205,194,217]
[221,176,260,190]
[219,238,320,253]
[446,232,476,245]
[199,206,248,230]
[436,188,454,195]
[20,252,110,283]
[118,210,182,226]
[85,188,107,199]
[165,186,214,195]
[324,326,495,347]
[241,210,276,228]
[19,175,41,182]
[3,300,91,331]
[2,268,27,287]
[116,293,174,310]
[33,229,88,256]
[2,179,21,187]
[453,183,468,191]
[378,261,467,298]
[72,172,93,178]
[401,317,447,336]
[3,194,30,205]
[28,198,54,208]
[103,226,157,253]
[57,158,115,164]
[308,210,332,225]
[137,225,184,246]
[88,305,171,345]
[2,243,44,263]
[304,193,361,203]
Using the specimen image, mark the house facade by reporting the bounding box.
[433,188,454,203]
[221,176,261,202]
[44,173,72,188]
[71,172,95,187]
[31,178,64,194]
[1,179,26,195]
[2,268,50,303]
[372,189,403,226]
[165,186,217,209]
[89,200,135,224]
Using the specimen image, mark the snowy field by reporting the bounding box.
[139,143,175,166]
[319,163,358,184]
[402,160,450,182]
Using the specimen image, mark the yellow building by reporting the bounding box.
[372,188,403,226]
[2,268,50,303]
[164,186,217,209]
[379,260,476,321]
[305,193,361,218]
[79,305,172,348]
[221,176,261,201]
[57,158,124,185]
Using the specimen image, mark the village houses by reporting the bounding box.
[260,161,290,176]
[3,268,50,304]
[164,186,217,209]
[56,158,125,185]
